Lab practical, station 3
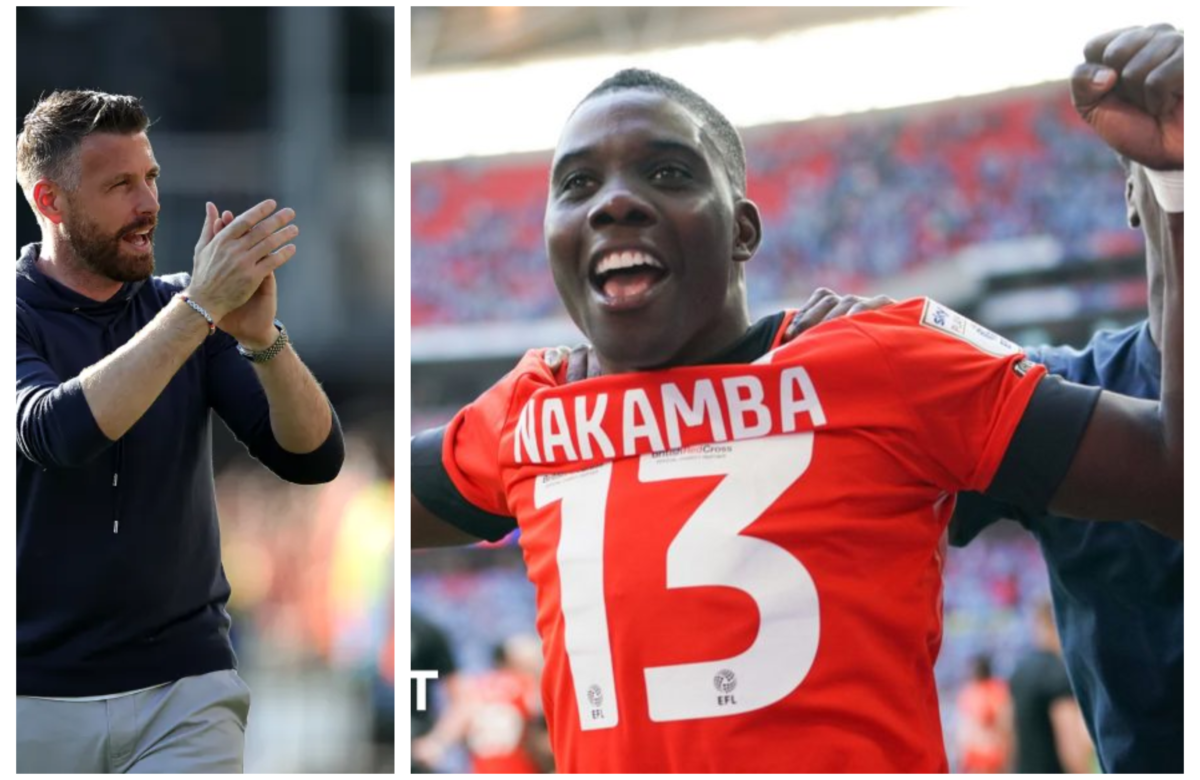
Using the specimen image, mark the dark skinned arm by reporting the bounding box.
[1048,207,1181,537]
[1045,25,1183,538]
[411,493,486,548]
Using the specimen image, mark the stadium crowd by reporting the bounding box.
[413,87,1139,326]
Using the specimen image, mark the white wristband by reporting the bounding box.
[1145,169,1184,213]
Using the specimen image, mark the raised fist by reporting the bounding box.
[1072,24,1183,171]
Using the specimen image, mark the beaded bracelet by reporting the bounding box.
[179,294,216,336]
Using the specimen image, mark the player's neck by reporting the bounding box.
[596,311,754,375]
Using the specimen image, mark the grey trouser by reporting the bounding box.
[17,669,251,774]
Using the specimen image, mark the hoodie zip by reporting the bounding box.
[97,312,125,534]
[112,444,123,534]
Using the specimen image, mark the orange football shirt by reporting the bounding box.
[438,299,1044,772]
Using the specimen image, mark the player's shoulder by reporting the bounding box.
[776,297,1028,381]
[853,297,1022,358]
[776,297,929,355]
[445,347,571,453]
[476,346,571,411]
[512,346,571,383]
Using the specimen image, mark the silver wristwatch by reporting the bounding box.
[237,319,288,363]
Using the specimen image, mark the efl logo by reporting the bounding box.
[714,669,739,707]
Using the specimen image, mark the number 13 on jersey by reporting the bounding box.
[534,434,822,728]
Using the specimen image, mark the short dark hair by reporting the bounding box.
[16,90,150,198]
[580,68,747,195]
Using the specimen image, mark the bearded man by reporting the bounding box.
[16,90,344,773]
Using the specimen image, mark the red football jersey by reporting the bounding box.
[438,299,1044,772]
[466,670,542,774]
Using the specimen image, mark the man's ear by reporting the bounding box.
[733,198,762,263]
[33,180,66,226]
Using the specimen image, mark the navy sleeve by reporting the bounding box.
[205,331,344,484]
[15,311,114,468]
[412,427,518,542]
[984,374,1101,514]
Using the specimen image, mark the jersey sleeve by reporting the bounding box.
[847,298,1048,494]
[412,349,566,542]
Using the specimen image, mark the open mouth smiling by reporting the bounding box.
[588,248,671,310]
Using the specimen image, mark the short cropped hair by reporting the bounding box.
[16,90,149,199]
[580,69,748,195]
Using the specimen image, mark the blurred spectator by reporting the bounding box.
[1009,602,1093,773]
[461,636,551,774]
[217,420,395,772]
[412,634,551,774]
[955,655,1013,773]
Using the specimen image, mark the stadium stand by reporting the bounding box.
[413,87,1140,328]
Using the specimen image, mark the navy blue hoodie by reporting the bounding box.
[17,243,344,696]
